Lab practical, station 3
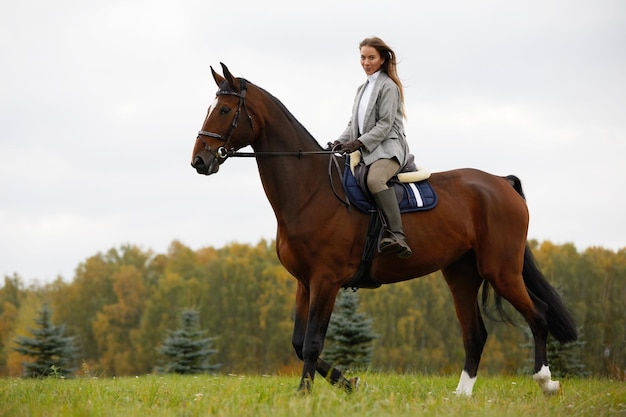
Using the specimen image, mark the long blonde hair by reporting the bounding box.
[359,37,405,116]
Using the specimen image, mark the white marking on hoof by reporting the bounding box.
[533,365,561,395]
[453,370,476,397]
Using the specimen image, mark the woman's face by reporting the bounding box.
[360,45,384,76]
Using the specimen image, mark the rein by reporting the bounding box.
[218,148,339,158]
[221,146,350,209]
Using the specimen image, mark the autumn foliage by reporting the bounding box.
[0,240,624,378]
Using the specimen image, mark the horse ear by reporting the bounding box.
[211,66,225,87]
[220,62,236,87]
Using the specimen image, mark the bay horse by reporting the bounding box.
[190,63,577,396]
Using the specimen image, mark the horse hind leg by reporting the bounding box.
[517,289,561,395]
[522,245,578,394]
[483,264,561,395]
[442,253,488,397]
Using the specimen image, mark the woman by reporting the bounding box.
[334,36,412,259]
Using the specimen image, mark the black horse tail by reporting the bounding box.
[481,175,578,343]
[505,175,525,200]
[520,245,578,343]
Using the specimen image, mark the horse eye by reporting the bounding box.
[220,106,231,115]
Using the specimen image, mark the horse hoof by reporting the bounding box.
[297,378,313,395]
[349,376,361,393]
[533,365,561,396]
[339,376,361,394]
[542,380,561,396]
[453,389,472,397]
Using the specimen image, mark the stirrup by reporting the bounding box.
[380,231,412,259]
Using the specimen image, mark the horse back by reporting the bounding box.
[429,168,528,221]
[371,168,529,283]
[431,168,529,241]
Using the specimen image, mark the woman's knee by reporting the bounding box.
[367,175,388,194]
[367,159,399,194]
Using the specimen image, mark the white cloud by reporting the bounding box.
[1,0,625,283]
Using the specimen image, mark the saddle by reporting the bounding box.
[342,151,438,213]
[341,152,438,290]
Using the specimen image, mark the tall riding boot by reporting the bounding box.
[373,188,413,259]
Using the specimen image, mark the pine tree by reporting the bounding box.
[324,290,377,371]
[546,328,589,378]
[520,326,588,377]
[13,304,78,378]
[157,309,220,374]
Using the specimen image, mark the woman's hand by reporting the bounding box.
[342,140,363,153]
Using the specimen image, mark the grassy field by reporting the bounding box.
[0,372,624,417]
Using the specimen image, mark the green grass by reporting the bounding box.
[0,373,624,417]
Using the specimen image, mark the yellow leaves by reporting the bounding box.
[1,239,625,377]
[4,291,46,376]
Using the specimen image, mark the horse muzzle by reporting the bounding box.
[191,151,220,175]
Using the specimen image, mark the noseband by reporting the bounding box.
[197,79,253,159]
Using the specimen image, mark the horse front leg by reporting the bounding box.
[292,282,308,364]
[316,357,360,393]
[292,282,323,392]
[292,281,357,393]
[295,279,340,393]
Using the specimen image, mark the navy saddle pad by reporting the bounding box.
[342,162,438,214]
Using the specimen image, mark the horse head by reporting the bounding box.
[191,63,255,175]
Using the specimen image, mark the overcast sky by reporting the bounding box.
[1,0,625,284]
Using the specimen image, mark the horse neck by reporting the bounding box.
[251,106,336,223]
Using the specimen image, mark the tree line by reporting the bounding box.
[0,239,624,378]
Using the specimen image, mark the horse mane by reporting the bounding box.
[250,81,323,151]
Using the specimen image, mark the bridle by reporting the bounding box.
[197,78,253,159]
[196,79,341,159]
[195,78,350,207]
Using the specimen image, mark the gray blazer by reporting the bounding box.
[337,71,409,168]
